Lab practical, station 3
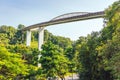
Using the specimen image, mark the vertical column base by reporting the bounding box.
[38,27,44,67]
[26,30,31,46]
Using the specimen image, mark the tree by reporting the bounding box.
[75,1,120,80]
[6,44,45,80]
[0,25,17,45]
[10,24,26,44]
[75,32,114,80]
[0,46,28,79]
[17,24,25,30]
[0,33,9,46]
[40,41,69,80]
[98,1,120,79]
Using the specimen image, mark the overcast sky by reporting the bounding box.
[0,0,117,40]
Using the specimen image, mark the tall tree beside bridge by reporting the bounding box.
[40,41,69,80]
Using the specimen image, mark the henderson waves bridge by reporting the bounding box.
[22,11,105,51]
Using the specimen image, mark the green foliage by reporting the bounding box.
[50,35,72,50]
[0,33,9,46]
[0,25,73,79]
[76,32,108,80]
[0,25,26,45]
[17,24,25,30]
[6,45,44,80]
[0,25,17,45]
[7,44,40,66]
[31,29,73,50]
[40,41,69,79]
[0,25,16,37]
[99,1,120,79]
[74,1,120,80]
[0,46,28,79]
[10,24,26,44]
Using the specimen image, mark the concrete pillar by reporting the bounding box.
[38,27,44,51]
[38,27,44,67]
[26,30,31,46]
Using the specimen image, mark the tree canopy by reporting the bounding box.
[0,46,28,79]
[40,41,69,80]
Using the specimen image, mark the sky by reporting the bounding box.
[0,0,117,40]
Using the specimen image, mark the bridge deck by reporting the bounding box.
[22,11,105,31]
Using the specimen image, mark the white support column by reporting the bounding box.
[38,27,44,51]
[38,27,44,67]
[26,30,31,46]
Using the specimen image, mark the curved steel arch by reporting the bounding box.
[51,12,90,21]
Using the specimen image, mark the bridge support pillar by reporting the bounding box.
[38,27,44,51]
[38,27,44,67]
[26,30,31,46]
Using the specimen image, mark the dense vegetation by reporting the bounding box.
[76,1,120,79]
[0,0,120,80]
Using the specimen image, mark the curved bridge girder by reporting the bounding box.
[22,11,105,31]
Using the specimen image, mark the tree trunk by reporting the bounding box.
[60,77,65,80]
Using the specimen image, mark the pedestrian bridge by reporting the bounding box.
[23,11,104,31]
[23,11,105,50]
